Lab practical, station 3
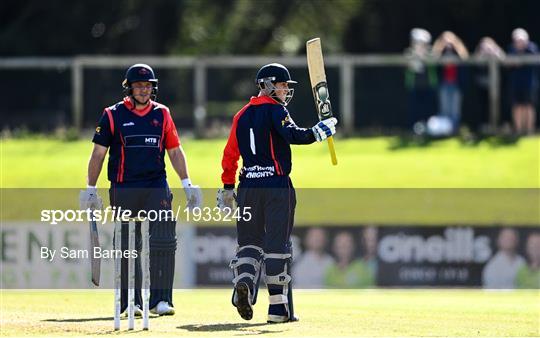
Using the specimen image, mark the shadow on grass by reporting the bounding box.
[388,133,522,150]
[43,317,113,322]
[42,314,160,323]
[455,134,521,148]
[387,135,434,150]
[482,135,521,147]
[178,322,284,335]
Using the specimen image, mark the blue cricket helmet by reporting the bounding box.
[255,63,297,85]
[122,63,158,99]
[255,63,296,106]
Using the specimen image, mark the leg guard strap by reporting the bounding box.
[265,272,292,285]
[230,257,261,269]
[264,253,292,260]
[269,294,288,305]
[232,272,256,285]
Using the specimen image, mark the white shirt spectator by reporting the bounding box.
[482,251,525,288]
[293,251,335,288]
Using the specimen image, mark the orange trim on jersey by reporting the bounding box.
[117,131,125,183]
[123,96,153,116]
[160,109,166,152]
[105,108,114,135]
[249,95,279,106]
[221,102,251,185]
[269,133,282,175]
[158,105,180,150]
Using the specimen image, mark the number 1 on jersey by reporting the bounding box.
[250,128,256,155]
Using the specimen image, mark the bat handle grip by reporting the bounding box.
[327,136,338,165]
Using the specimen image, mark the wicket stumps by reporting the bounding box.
[113,218,150,331]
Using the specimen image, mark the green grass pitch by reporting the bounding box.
[1,136,539,188]
[0,289,538,337]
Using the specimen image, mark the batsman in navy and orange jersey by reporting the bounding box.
[217,63,338,323]
[79,64,202,316]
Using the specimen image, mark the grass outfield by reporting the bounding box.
[1,136,539,188]
[0,289,538,337]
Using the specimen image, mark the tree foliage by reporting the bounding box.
[1,0,538,56]
[173,0,362,55]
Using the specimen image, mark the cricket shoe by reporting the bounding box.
[150,301,175,316]
[235,282,253,320]
[121,305,143,318]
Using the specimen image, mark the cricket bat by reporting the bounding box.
[89,214,101,286]
[306,37,338,165]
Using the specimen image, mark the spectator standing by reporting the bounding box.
[507,28,539,135]
[405,28,438,130]
[432,31,470,132]
[473,37,505,131]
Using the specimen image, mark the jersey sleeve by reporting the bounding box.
[92,109,114,147]
[221,114,241,187]
[271,106,316,145]
[162,108,180,149]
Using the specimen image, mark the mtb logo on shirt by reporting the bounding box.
[145,137,158,145]
[123,135,161,148]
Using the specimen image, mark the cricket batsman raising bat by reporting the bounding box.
[307,37,338,165]
[217,63,337,323]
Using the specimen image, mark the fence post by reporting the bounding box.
[193,60,207,138]
[488,58,500,132]
[71,57,84,131]
[340,57,354,136]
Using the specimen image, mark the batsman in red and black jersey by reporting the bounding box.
[80,64,202,316]
[217,63,337,323]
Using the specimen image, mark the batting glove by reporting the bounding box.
[312,117,338,142]
[217,188,236,211]
[185,185,203,210]
[79,186,103,211]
